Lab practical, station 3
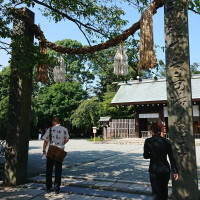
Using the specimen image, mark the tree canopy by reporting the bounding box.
[36,81,87,131]
[1,0,200,56]
[1,0,200,139]
[71,97,103,136]
[0,66,10,139]
[47,39,95,91]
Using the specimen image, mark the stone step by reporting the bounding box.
[21,182,153,200]
[27,175,173,198]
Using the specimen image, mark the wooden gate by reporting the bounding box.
[107,119,135,138]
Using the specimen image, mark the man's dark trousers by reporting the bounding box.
[150,172,170,200]
[46,157,62,192]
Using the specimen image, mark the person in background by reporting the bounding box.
[38,129,42,140]
[143,123,178,200]
[42,117,69,194]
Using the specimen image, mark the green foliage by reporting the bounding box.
[1,0,200,139]
[36,81,87,130]
[71,97,103,136]
[126,36,140,76]
[0,66,10,100]
[87,35,141,100]
[101,89,135,119]
[156,59,166,77]
[88,137,104,142]
[156,61,200,78]
[30,96,39,139]
[0,96,9,139]
[0,0,130,43]
[10,36,36,72]
[1,0,200,51]
[190,62,200,75]
[0,66,10,139]
[32,66,41,96]
[47,39,95,91]
[101,90,116,115]
[185,0,200,13]
[0,1,13,38]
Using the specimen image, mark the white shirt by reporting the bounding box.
[42,124,69,149]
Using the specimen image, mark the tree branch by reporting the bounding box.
[0,41,10,46]
[14,1,26,7]
[74,22,91,46]
[93,56,111,76]
[188,8,200,15]
[177,0,200,15]
[32,0,106,37]
[0,41,11,54]
[0,46,10,53]
[10,0,164,55]
[127,2,144,10]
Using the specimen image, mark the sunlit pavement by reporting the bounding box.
[27,139,200,182]
[0,138,200,199]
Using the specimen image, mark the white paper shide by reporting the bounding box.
[113,43,128,76]
[53,55,66,82]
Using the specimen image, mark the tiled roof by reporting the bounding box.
[111,75,200,105]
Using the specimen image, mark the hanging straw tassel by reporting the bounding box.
[35,42,48,84]
[113,43,128,76]
[138,2,156,71]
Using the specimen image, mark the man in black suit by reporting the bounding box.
[143,123,178,200]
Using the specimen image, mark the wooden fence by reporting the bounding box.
[106,119,135,138]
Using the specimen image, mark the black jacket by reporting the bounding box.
[143,134,178,174]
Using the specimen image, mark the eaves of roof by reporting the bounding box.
[111,75,200,105]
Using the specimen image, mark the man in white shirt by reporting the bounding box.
[42,117,69,194]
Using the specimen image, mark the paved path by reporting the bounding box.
[0,185,153,199]
[0,138,200,199]
[28,139,150,182]
[28,139,200,182]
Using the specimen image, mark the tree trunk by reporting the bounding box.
[4,8,34,186]
[164,1,199,199]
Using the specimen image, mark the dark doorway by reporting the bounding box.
[139,118,147,138]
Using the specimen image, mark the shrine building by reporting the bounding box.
[111,75,200,139]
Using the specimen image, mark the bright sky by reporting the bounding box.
[0,4,200,71]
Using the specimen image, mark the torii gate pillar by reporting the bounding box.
[4,8,34,186]
[164,0,199,199]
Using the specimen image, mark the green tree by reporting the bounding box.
[1,0,200,187]
[0,65,43,139]
[101,87,134,119]
[0,66,10,139]
[47,39,95,91]
[1,0,200,53]
[87,36,142,100]
[71,97,103,137]
[0,0,130,49]
[0,66,10,100]
[190,62,200,75]
[36,81,87,132]
[0,96,9,139]
[156,61,200,78]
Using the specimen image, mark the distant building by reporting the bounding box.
[111,75,200,138]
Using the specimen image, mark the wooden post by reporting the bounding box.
[164,1,199,199]
[159,106,165,137]
[4,8,34,186]
[104,127,107,140]
[134,109,139,138]
[127,121,129,138]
